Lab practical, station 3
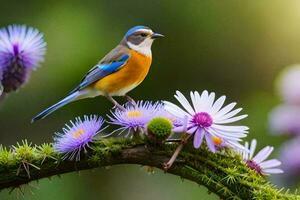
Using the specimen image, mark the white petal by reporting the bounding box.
[260,159,281,169]
[190,91,198,112]
[215,108,243,121]
[198,90,209,110]
[212,124,249,132]
[243,142,250,160]
[208,127,246,139]
[207,92,215,109]
[214,115,248,124]
[214,102,237,119]
[211,95,226,114]
[164,101,191,118]
[175,91,195,114]
[249,139,257,159]
[253,146,274,164]
[263,168,284,174]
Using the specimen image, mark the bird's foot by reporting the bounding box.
[106,96,126,111]
[125,95,137,107]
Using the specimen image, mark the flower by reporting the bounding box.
[107,101,167,137]
[279,137,300,176]
[240,139,283,175]
[269,104,300,136]
[0,25,46,93]
[163,90,248,152]
[53,115,105,161]
[276,64,300,105]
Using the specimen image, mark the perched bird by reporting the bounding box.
[32,25,164,122]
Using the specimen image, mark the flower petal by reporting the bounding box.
[214,114,248,124]
[205,133,216,153]
[260,159,282,169]
[249,139,257,159]
[193,128,205,149]
[263,168,284,174]
[214,102,237,119]
[253,146,274,164]
[164,101,191,118]
[175,91,195,114]
[211,95,226,115]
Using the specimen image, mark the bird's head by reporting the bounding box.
[123,25,164,56]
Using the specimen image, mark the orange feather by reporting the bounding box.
[93,49,152,96]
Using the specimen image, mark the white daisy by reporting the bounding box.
[163,90,248,152]
[241,139,283,175]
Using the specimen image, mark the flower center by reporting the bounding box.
[212,136,222,145]
[127,110,142,118]
[13,44,19,56]
[72,128,85,139]
[246,160,262,174]
[192,112,213,127]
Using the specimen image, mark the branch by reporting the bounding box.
[0,139,298,199]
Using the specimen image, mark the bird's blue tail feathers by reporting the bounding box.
[31,91,80,123]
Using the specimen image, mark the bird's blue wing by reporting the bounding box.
[73,53,130,92]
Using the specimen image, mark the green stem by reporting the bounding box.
[0,139,299,199]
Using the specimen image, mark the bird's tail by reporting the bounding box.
[31,91,81,123]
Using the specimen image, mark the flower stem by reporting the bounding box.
[164,133,192,170]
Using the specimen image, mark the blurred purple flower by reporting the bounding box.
[108,101,167,137]
[276,65,300,105]
[53,115,105,161]
[269,104,300,136]
[279,137,300,176]
[240,139,283,175]
[164,90,248,152]
[0,25,46,93]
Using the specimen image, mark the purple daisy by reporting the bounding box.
[279,137,300,176]
[53,115,105,161]
[276,65,300,105]
[108,101,167,137]
[164,90,248,152]
[269,104,300,136]
[0,25,46,93]
[240,139,283,175]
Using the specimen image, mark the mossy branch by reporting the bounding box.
[0,139,299,199]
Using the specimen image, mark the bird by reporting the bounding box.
[32,25,164,123]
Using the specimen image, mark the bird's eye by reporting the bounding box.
[140,33,147,37]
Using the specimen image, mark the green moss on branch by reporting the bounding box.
[0,139,298,200]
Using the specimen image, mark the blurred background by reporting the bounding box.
[1,0,300,199]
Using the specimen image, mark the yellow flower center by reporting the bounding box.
[127,110,142,118]
[72,128,85,139]
[212,136,222,145]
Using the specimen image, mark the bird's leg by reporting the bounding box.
[105,96,126,111]
[125,95,137,106]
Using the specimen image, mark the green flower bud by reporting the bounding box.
[147,117,173,144]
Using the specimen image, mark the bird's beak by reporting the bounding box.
[151,32,164,39]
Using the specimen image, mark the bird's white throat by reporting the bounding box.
[127,38,153,56]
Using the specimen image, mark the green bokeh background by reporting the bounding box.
[0,0,298,199]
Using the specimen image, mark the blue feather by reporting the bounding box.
[125,25,150,37]
[31,91,80,123]
[78,54,130,90]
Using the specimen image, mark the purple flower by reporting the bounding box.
[164,90,248,152]
[269,104,300,136]
[0,25,46,93]
[276,64,300,105]
[279,137,300,176]
[240,139,283,175]
[53,115,105,161]
[108,101,167,137]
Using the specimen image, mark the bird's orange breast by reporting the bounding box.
[93,50,152,96]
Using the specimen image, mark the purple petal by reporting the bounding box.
[193,128,204,149]
[205,133,216,153]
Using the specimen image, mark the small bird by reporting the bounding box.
[32,25,164,122]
